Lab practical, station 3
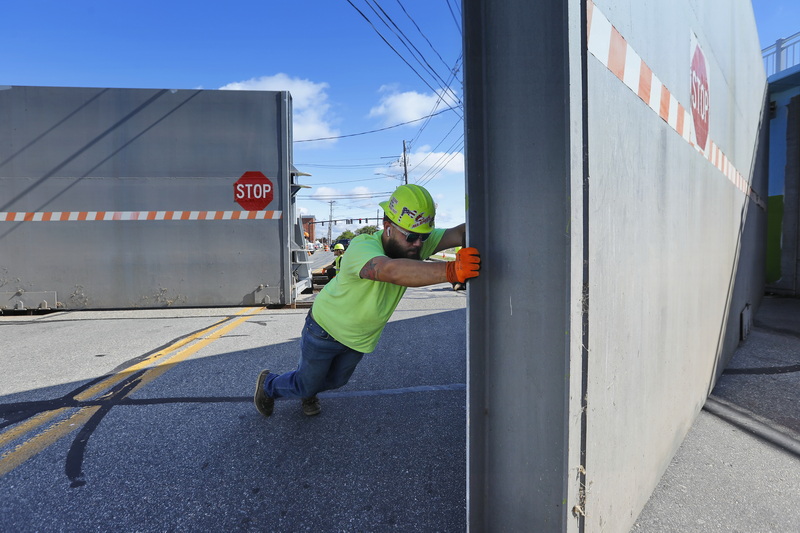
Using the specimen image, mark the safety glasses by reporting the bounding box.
[392,223,430,243]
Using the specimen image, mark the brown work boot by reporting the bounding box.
[254,370,274,417]
[301,396,321,416]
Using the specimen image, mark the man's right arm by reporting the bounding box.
[360,256,449,287]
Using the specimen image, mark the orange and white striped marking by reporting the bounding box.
[586,1,763,208]
[0,210,283,222]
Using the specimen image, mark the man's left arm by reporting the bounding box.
[433,223,465,253]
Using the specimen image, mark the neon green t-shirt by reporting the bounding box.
[312,228,445,353]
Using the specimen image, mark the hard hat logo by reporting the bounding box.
[399,206,434,229]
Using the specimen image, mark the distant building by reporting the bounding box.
[764,31,800,294]
[302,216,316,242]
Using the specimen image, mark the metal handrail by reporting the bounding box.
[763,31,800,77]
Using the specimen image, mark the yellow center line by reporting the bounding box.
[0,407,101,477]
[127,309,264,392]
[0,408,71,449]
[0,307,264,477]
[0,307,259,450]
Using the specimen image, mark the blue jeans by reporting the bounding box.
[263,311,364,399]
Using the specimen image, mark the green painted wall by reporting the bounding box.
[767,195,784,283]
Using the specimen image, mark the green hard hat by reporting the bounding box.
[379,184,436,233]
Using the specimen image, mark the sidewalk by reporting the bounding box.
[631,295,800,532]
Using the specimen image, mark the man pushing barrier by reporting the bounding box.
[254,184,481,417]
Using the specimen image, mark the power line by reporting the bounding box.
[409,57,464,147]
[344,0,464,160]
[294,106,457,142]
[297,191,395,200]
[300,176,398,185]
[416,145,463,187]
[408,118,463,175]
[368,0,461,106]
[344,0,448,102]
[395,0,455,75]
[415,135,464,187]
[335,0,465,194]
[344,0,462,118]
[296,163,390,169]
[294,156,399,168]
[446,0,463,36]
[365,0,461,109]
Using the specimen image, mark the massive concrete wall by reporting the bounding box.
[583,0,766,529]
[0,87,298,309]
[464,0,767,531]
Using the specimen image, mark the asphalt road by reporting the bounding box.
[0,285,467,532]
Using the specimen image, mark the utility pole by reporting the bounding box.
[327,201,335,245]
[402,140,409,185]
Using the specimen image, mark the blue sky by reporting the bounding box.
[1,1,797,239]
[1,0,463,238]
[751,0,800,48]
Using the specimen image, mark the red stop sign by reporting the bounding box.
[234,171,274,210]
[690,45,710,151]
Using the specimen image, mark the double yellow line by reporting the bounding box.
[0,306,264,477]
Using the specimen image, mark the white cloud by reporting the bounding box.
[368,86,459,126]
[407,145,464,174]
[310,186,341,199]
[219,73,339,145]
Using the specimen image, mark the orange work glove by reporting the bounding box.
[446,247,481,284]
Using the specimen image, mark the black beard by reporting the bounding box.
[383,236,421,260]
